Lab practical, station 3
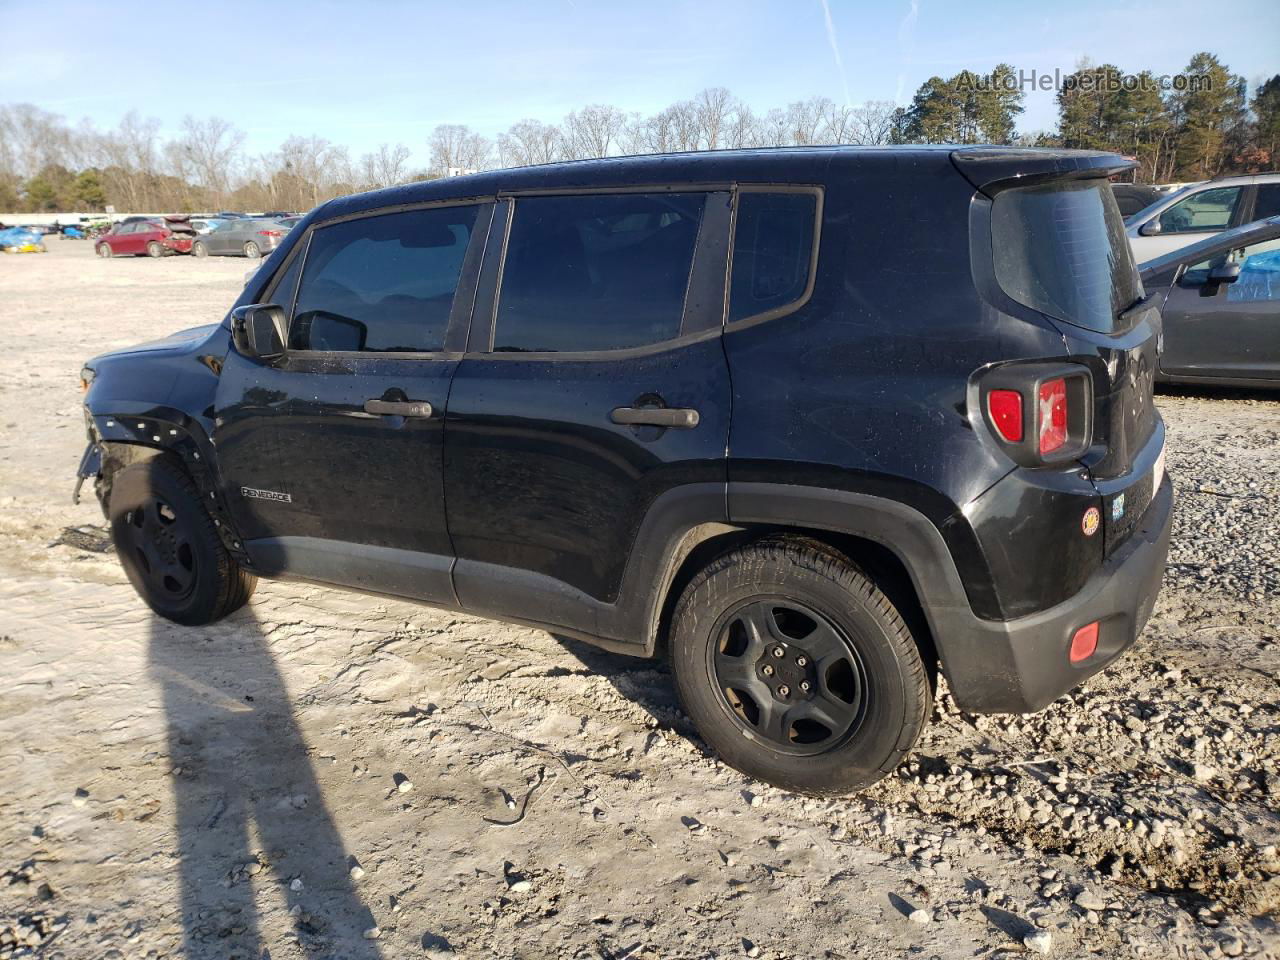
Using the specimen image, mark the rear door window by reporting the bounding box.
[1253,183,1280,222]
[289,205,479,353]
[493,192,706,353]
[991,179,1142,333]
[729,191,818,323]
[1156,186,1243,234]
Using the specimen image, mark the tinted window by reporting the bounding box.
[267,245,305,312]
[494,192,705,353]
[289,205,478,353]
[729,192,817,322]
[1157,186,1241,234]
[992,179,1142,333]
[1253,184,1280,222]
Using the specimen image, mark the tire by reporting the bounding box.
[193,241,208,258]
[670,537,931,795]
[146,241,164,258]
[108,456,256,626]
[243,240,261,259]
[97,243,113,258]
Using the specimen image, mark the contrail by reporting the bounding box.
[819,0,852,106]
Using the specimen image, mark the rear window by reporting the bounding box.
[991,180,1142,333]
[729,191,818,323]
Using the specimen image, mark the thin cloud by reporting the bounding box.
[895,0,919,102]
[818,0,852,106]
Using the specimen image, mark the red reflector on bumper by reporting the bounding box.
[1069,621,1099,663]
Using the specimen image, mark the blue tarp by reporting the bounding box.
[0,227,45,251]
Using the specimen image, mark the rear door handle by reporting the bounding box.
[610,406,700,429]
[364,399,434,418]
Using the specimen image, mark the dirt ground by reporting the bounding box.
[1,240,1277,960]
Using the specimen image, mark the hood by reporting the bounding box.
[87,323,220,367]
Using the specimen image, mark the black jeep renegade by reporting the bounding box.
[77,146,1173,794]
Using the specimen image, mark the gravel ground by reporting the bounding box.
[0,242,1277,959]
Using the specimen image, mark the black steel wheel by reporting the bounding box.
[118,495,198,602]
[671,537,931,795]
[109,457,255,625]
[709,598,867,755]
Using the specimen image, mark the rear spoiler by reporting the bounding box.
[951,148,1135,197]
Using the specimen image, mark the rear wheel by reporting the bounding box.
[146,240,164,258]
[243,240,261,259]
[670,537,931,795]
[108,457,256,625]
[97,243,113,258]
[192,241,208,258]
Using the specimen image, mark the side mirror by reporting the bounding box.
[231,304,287,361]
[1139,219,1163,237]
[1208,261,1241,284]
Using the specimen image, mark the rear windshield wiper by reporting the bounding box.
[1117,293,1158,325]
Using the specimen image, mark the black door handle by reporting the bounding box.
[364,399,434,418]
[610,406,700,429]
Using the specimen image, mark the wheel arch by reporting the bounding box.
[638,482,980,689]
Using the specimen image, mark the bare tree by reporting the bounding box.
[360,142,411,188]
[849,101,898,145]
[785,97,832,145]
[497,119,564,167]
[175,115,245,206]
[693,87,737,150]
[428,124,492,175]
[563,104,626,159]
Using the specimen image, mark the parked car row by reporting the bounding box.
[94,215,300,259]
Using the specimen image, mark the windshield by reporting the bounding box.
[991,179,1142,334]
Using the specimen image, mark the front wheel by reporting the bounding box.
[109,457,256,625]
[146,240,164,258]
[243,241,261,259]
[97,243,113,258]
[670,538,931,795]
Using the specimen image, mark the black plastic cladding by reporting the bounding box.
[81,146,1172,713]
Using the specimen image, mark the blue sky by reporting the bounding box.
[2,0,1277,166]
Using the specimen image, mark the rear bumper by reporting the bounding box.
[940,474,1173,713]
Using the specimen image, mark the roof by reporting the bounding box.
[317,145,1134,220]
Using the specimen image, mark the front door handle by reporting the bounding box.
[364,399,434,418]
[610,406,700,429]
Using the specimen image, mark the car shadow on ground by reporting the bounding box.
[549,633,706,744]
[148,607,381,959]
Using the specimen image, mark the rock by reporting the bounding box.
[1073,890,1105,912]
[1024,929,1053,954]
[396,776,414,793]
[350,865,365,881]
[290,877,304,891]
[509,879,532,894]
[1219,936,1244,957]
[363,926,381,940]
[71,788,89,808]
[1193,763,1217,783]
[908,908,930,924]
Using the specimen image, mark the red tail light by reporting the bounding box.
[1038,378,1068,455]
[987,390,1023,443]
[257,230,282,238]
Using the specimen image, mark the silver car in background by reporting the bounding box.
[192,218,292,259]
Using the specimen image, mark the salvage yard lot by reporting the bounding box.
[1,242,1277,959]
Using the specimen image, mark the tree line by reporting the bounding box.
[2,50,1275,215]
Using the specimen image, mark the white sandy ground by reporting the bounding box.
[0,240,1278,960]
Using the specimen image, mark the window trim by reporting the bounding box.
[724,183,824,332]
[478,186,733,361]
[270,198,494,361]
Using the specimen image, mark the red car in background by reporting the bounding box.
[96,218,196,258]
